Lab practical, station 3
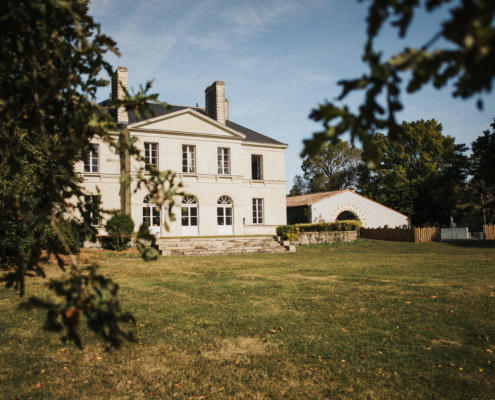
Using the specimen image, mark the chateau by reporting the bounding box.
[77,67,288,237]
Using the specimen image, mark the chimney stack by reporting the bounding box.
[205,81,228,124]
[111,66,129,124]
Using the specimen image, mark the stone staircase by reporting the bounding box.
[156,236,295,257]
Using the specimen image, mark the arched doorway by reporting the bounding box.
[181,196,198,236]
[217,196,233,235]
[336,210,360,221]
[143,196,161,237]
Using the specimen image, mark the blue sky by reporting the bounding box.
[90,0,495,192]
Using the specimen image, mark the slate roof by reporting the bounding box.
[99,101,286,146]
[286,190,348,207]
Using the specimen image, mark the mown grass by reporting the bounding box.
[1,239,494,399]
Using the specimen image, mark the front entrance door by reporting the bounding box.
[217,196,233,235]
[143,196,161,238]
[181,197,199,236]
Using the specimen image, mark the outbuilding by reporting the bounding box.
[286,189,409,228]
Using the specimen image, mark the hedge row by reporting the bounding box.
[276,220,362,241]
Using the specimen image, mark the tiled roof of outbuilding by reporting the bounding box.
[286,190,347,207]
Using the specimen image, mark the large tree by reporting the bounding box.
[303,1,495,163]
[0,0,184,348]
[289,139,362,196]
[358,119,469,226]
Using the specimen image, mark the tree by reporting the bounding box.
[289,139,362,195]
[358,119,469,226]
[0,0,184,348]
[302,1,495,164]
[469,118,495,226]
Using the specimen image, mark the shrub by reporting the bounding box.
[276,220,362,241]
[276,225,300,242]
[105,213,135,251]
[42,217,81,254]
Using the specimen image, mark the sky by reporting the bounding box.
[89,0,495,193]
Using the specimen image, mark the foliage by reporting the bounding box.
[289,139,362,196]
[42,218,81,255]
[276,225,300,242]
[0,0,185,348]
[358,119,469,226]
[302,0,495,164]
[278,220,361,240]
[470,119,495,219]
[106,213,135,251]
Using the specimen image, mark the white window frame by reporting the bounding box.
[181,197,198,226]
[252,198,263,224]
[144,142,158,171]
[84,144,99,173]
[217,147,230,175]
[182,145,196,173]
[251,154,263,180]
[84,195,100,227]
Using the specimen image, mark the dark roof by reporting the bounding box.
[99,101,286,146]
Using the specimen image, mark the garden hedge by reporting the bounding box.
[276,220,361,241]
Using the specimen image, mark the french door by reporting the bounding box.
[217,196,233,235]
[181,197,198,236]
[143,196,161,237]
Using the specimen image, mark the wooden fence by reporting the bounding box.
[360,227,440,243]
[484,225,495,240]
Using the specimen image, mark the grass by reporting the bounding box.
[1,239,494,399]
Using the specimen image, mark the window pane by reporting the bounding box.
[226,208,232,216]
[190,207,197,216]
[226,217,232,225]
[182,207,188,217]
[182,216,188,226]
[191,217,198,226]
[217,208,223,216]
[152,216,160,226]
[143,217,150,227]
[143,207,150,217]
[217,217,224,225]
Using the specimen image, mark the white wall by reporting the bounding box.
[312,190,408,228]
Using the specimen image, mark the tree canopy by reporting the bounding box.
[0,0,184,348]
[303,0,495,163]
[289,139,362,196]
[358,119,470,226]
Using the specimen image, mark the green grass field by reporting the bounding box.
[1,239,494,399]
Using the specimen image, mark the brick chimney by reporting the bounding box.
[111,66,129,124]
[205,81,228,124]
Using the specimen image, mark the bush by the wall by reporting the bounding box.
[276,220,362,241]
[276,225,300,242]
[105,213,135,251]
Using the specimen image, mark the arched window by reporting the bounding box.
[217,196,233,226]
[336,211,360,221]
[181,197,198,227]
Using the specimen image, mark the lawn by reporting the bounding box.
[1,239,494,399]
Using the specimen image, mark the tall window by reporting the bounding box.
[217,148,230,175]
[84,144,99,173]
[143,196,160,227]
[217,196,233,226]
[252,199,263,224]
[181,197,198,226]
[144,143,158,171]
[251,155,262,180]
[182,145,196,173]
[84,195,100,226]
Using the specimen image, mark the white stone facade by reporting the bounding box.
[76,70,288,237]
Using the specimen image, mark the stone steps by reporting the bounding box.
[156,236,295,257]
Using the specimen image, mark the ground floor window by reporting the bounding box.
[181,197,198,226]
[143,196,160,227]
[217,196,233,226]
[84,195,100,226]
[252,198,263,224]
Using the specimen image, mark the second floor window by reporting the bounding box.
[218,148,230,175]
[251,155,263,180]
[84,144,99,173]
[144,143,158,171]
[182,145,196,173]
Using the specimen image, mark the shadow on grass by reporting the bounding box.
[441,240,495,249]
